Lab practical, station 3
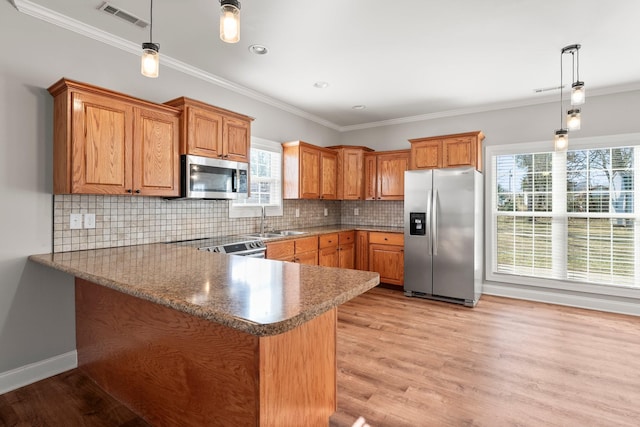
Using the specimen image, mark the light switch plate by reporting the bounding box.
[354,208,359,216]
[84,213,96,229]
[324,208,328,216]
[70,213,82,230]
[295,208,300,218]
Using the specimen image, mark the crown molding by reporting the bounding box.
[10,0,342,131]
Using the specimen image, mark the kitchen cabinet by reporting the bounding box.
[364,150,410,200]
[266,236,319,265]
[164,97,253,162]
[48,78,180,196]
[368,232,404,286]
[409,131,484,171]
[318,231,355,269]
[355,230,369,271]
[283,141,337,200]
[327,145,374,200]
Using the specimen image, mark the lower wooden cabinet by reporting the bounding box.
[368,232,404,287]
[318,231,355,269]
[266,236,318,265]
[355,231,369,271]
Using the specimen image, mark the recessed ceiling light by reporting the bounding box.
[313,81,329,89]
[248,44,268,55]
[352,105,366,110]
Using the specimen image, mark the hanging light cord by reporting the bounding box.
[149,0,153,43]
[559,50,564,129]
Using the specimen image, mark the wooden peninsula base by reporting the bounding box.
[75,278,337,426]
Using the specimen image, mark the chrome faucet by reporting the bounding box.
[260,206,266,235]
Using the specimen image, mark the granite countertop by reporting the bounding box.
[29,243,380,337]
[258,224,404,242]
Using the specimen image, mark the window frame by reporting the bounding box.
[485,133,640,300]
[228,137,283,219]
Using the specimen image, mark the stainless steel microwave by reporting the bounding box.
[180,155,248,199]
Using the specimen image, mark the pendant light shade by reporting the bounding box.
[141,43,160,78]
[141,0,159,78]
[567,108,581,131]
[220,0,240,43]
[571,81,586,105]
[554,129,569,152]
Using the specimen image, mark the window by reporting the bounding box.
[487,135,640,296]
[229,137,282,218]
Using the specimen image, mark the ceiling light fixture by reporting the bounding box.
[140,0,159,78]
[553,43,585,151]
[352,105,366,110]
[313,81,329,89]
[220,0,240,43]
[248,44,268,55]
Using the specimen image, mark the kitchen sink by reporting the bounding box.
[274,230,307,236]
[242,230,307,239]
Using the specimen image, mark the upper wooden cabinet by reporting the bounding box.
[48,78,180,196]
[364,150,410,200]
[164,97,253,162]
[409,131,484,171]
[283,141,337,200]
[327,145,374,200]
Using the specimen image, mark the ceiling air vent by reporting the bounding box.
[98,2,149,29]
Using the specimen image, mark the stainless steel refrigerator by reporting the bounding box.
[404,167,483,306]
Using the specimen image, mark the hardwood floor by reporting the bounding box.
[1,287,639,426]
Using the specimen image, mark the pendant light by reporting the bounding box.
[141,0,159,78]
[220,0,241,43]
[553,44,585,151]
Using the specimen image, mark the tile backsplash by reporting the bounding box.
[53,196,402,252]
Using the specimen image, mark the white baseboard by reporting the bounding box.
[483,283,640,316]
[0,350,77,395]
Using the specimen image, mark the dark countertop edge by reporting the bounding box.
[28,252,380,337]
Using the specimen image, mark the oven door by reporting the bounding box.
[182,155,248,199]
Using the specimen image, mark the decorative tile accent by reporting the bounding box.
[52,196,376,253]
[340,200,404,227]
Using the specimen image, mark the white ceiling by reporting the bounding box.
[14,0,640,130]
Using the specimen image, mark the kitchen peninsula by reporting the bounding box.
[29,243,380,426]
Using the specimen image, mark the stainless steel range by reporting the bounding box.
[174,237,266,258]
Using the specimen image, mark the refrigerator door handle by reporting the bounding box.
[426,190,433,255]
[432,189,438,255]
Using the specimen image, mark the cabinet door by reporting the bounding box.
[186,106,223,158]
[300,146,321,199]
[364,154,377,200]
[133,107,180,197]
[355,231,369,271]
[296,250,318,265]
[223,116,250,162]
[338,242,355,269]
[377,152,409,200]
[369,244,404,286]
[320,150,338,200]
[343,149,364,200]
[410,140,442,170]
[443,136,475,168]
[319,246,339,267]
[71,92,133,194]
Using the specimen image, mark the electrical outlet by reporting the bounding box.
[295,208,300,218]
[70,213,82,230]
[324,208,328,216]
[84,213,96,229]
[354,208,359,216]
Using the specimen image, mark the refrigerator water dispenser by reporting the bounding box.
[409,212,426,236]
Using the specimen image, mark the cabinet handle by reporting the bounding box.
[126,189,132,193]
[384,237,388,241]
[135,189,141,194]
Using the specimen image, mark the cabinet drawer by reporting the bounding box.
[319,233,339,248]
[338,231,355,244]
[295,236,319,253]
[369,232,404,246]
[266,240,294,260]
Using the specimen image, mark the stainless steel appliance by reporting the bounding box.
[404,167,483,306]
[175,236,266,258]
[179,155,248,200]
